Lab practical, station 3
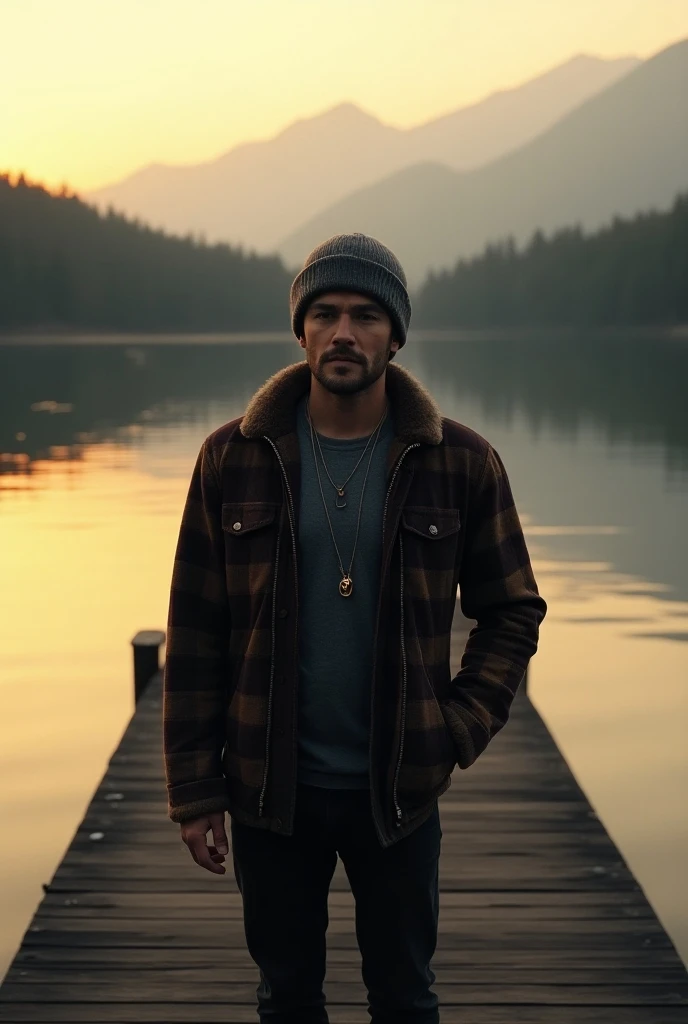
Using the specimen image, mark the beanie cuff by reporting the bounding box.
[290,253,411,348]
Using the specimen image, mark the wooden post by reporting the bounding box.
[131,630,166,704]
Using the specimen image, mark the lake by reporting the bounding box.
[1,332,686,979]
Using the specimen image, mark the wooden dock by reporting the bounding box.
[1,613,687,1023]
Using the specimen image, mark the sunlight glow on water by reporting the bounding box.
[0,336,686,978]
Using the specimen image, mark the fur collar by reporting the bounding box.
[240,359,443,445]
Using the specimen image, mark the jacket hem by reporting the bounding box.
[377,771,453,848]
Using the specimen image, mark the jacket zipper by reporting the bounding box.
[258,436,299,817]
[258,531,280,817]
[392,529,407,826]
[379,442,420,829]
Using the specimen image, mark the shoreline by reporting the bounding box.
[0,324,686,345]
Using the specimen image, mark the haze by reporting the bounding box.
[4,0,688,192]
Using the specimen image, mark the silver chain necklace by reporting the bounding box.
[306,398,388,508]
[307,403,386,598]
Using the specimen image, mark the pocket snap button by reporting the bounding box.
[232,522,242,531]
[429,524,438,535]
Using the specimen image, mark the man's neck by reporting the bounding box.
[307,374,389,440]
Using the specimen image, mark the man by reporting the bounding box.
[163,232,547,1023]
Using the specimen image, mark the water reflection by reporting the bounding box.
[0,334,686,972]
[0,340,291,478]
[2,333,687,476]
[2,335,687,609]
[408,334,688,470]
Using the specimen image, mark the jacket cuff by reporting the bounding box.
[167,777,230,824]
[441,702,490,769]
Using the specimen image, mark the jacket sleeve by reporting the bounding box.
[162,439,232,824]
[443,442,547,769]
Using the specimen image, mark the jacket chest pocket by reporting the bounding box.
[222,502,279,535]
[399,505,461,587]
[401,505,461,543]
[221,501,281,578]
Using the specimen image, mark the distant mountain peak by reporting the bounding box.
[562,52,629,65]
[523,50,639,84]
[295,100,384,127]
[574,51,640,69]
[329,100,370,116]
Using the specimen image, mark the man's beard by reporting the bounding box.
[308,344,391,396]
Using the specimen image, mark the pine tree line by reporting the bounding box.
[413,194,688,328]
[1,172,686,331]
[0,174,293,331]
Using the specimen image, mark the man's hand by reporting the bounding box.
[180,811,229,874]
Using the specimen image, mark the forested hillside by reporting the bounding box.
[413,194,688,328]
[1,173,686,333]
[0,174,292,331]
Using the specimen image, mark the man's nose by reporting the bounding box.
[332,313,356,337]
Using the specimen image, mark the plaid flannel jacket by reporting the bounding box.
[163,359,547,848]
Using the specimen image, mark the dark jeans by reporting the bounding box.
[230,782,442,1024]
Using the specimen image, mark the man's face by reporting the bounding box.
[299,290,400,396]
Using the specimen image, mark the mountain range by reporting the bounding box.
[278,38,688,287]
[85,53,638,256]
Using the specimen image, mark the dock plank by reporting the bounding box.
[1,610,686,1023]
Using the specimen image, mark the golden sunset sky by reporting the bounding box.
[4,0,688,193]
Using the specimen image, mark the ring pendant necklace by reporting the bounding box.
[307,401,388,597]
[306,398,388,508]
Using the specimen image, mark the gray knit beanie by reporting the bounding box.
[289,232,412,349]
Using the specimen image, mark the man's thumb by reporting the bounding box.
[212,823,229,854]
